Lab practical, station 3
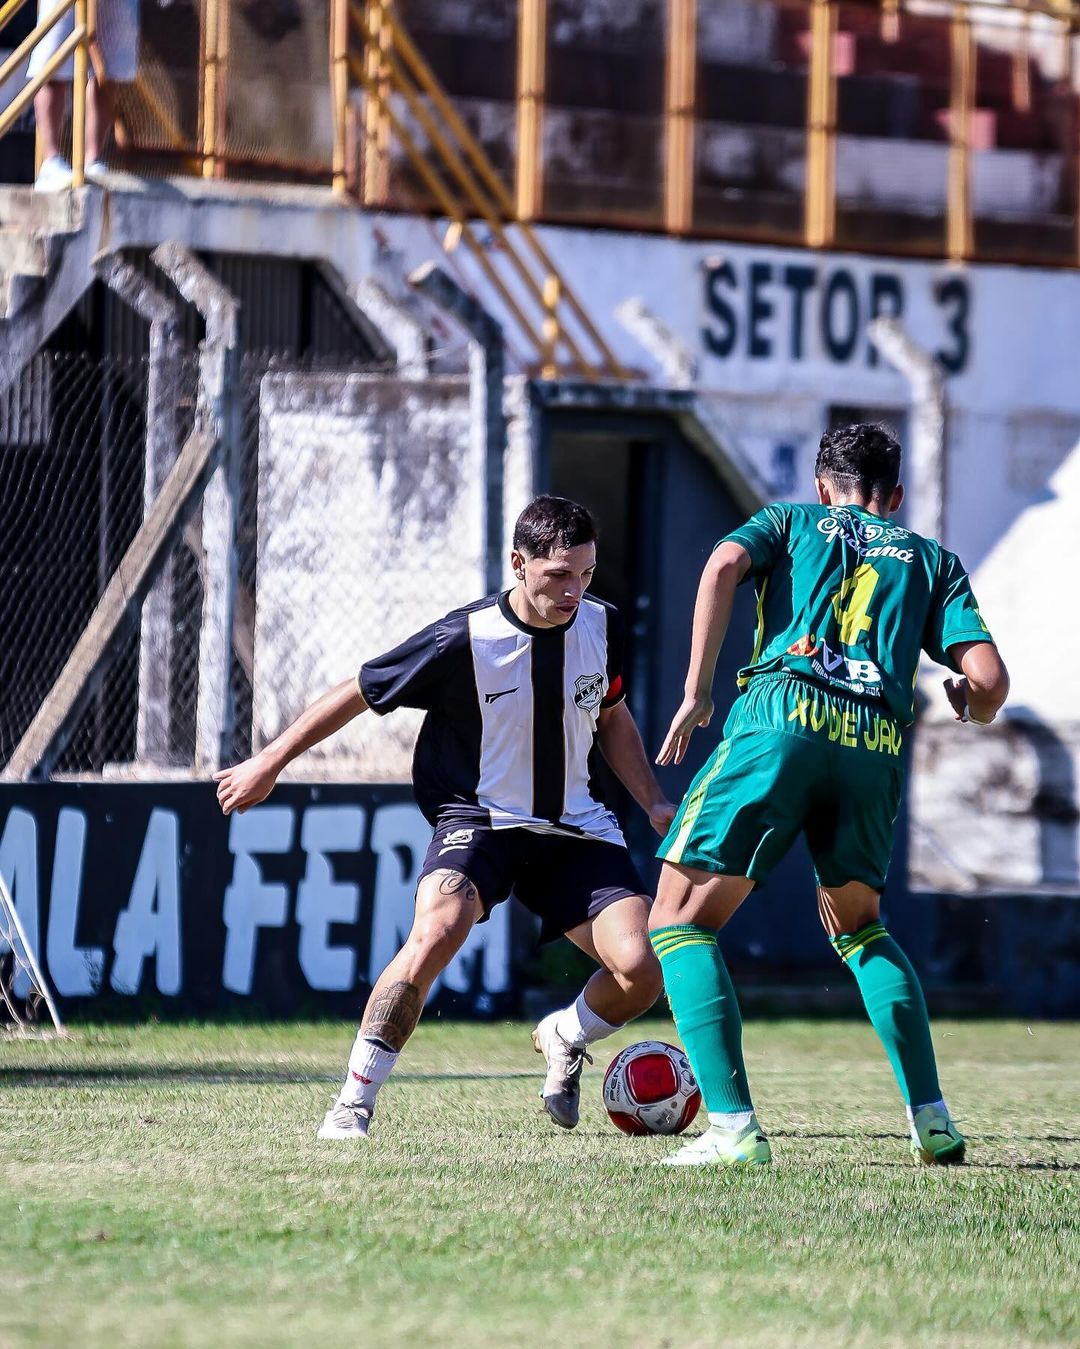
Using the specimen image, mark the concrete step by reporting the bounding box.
[0,228,49,278]
[0,185,85,236]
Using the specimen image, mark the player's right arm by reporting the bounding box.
[215,617,451,814]
[214,678,369,814]
[656,541,751,766]
[943,641,1010,725]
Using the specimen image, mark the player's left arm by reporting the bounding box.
[656,540,752,766]
[943,641,1010,725]
[596,700,676,836]
[925,548,1009,726]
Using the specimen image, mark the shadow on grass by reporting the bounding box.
[0,1067,540,1088]
[774,1130,1080,1144]
[857,1160,1080,1171]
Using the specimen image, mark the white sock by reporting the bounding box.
[553,991,620,1047]
[338,1033,399,1111]
[906,1098,947,1120]
[708,1109,756,1133]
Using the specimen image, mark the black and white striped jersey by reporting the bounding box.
[359,591,627,845]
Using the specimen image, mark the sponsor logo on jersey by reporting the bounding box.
[484,687,518,704]
[787,692,902,755]
[817,510,915,562]
[438,827,475,855]
[573,672,605,711]
[789,634,882,695]
[811,640,883,695]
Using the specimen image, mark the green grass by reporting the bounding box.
[1,1018,1077,1348]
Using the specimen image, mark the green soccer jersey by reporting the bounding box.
[724,502,993,726]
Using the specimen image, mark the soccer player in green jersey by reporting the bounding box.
[649,423,1009,1167]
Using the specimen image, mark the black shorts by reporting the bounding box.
[419,811,647,942]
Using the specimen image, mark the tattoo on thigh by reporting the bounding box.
[437,871,479,904]
[362,981,422,1052]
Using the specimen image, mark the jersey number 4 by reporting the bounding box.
[831,564,880,645]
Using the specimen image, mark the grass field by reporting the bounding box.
[1,1017,1077,1348]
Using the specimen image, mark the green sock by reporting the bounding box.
[831,921,941,1106]
[650,924,753,1115]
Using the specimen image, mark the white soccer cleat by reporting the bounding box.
[532,1012,592,1129]
[660,1119,772,1167]
[316,1101,372,1140]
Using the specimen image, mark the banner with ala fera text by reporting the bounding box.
[0,783,512,1016]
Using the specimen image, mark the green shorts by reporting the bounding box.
[658,674,905,891]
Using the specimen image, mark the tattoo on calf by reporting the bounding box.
[363,980,422,1052]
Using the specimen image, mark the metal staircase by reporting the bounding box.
[332,0,631,381]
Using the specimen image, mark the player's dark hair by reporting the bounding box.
[513,495,597,558]
[816,423,902,500]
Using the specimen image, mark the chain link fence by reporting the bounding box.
[0,343,485,782]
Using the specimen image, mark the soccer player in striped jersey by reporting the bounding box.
[215,496,675,1140]
[649,423,1009,1167]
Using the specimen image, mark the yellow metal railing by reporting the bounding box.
[0,0,92,185]
[1,0,1078,276]
[332,0,630,380]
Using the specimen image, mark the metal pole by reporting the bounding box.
[947,9,974,262]
[200,0,220,178]
[72,0,88,186]
[805,0,837,248]
[515,0,546,221]
[410,262,505,596]
[868,317,947,544]
[0,871,64,1033]
[331,0,349,194]
[664,0,696,235]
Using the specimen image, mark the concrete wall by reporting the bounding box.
[254,371,479,780]
[22,179,1079,894]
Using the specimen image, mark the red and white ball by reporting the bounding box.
[602,1040,702,1136]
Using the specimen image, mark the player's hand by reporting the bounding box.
[647,799,678,837]
[213,753,280,814]
[943,676,970,722]
[656,695,714,766]
[943,676,996,725]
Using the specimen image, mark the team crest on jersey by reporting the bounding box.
[573,672,605,711]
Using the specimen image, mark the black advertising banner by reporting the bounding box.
[0,783,513,1016]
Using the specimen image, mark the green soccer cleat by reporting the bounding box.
[659,1119,772,1167]
[909,1104,966,1165]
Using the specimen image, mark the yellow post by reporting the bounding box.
[331,0,349,193]
[804,0,837,249]
[541,274,560,378]
[880,0,899,44]
[947,8,974,262]
[362,0,392,206]
[213,0,231,178]
[1012,10,1032,114]
[664,0,696,235]
[200,0,220,178]
[516,0,546,221]
[72,0,88,186]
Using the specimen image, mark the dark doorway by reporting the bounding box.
[540,404,843,977]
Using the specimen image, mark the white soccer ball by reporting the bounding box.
[602,1040,702,1136]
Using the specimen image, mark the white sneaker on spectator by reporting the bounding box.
[35,156,73,191]
[85,159,109,182]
